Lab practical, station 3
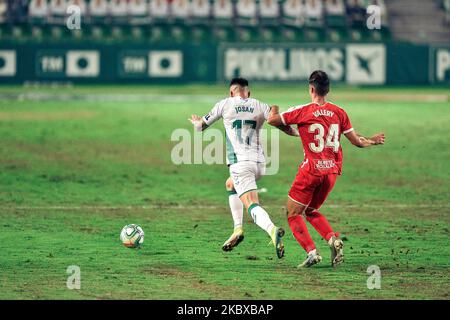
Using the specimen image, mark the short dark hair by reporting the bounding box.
[229,77,249,87]
[309,70,330,96]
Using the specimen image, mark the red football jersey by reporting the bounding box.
[281,102,354,176]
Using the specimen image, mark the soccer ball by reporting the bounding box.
[120,224,144,248]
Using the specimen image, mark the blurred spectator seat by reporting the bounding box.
[235,0,258,42]
[190,0,210,23]
[89,0,108,23]
[110,0,128,23]
[171,0,190,21]
[259,0,280,42]
[69,0,87,16]
[0,0,6,23]
[29,0,49,23]
[190,0,211,43]
[304,0,324,41]
[128,0,149,24]
[282,0,305,27]
[127,0,149,40]
[171,0,191,44]
[259,0,280,23]
[50,0,67,24]
[150,0,169,22]
[148,0,170,43]
[236,0,257,25]
[213,0,234,41]
[281,0,306,42]
[324,0,345,26]
[444,0,450,25]
[305,0,324,27]
[6,0,29,23]
[90,25,106,40]
[68,0,88,41]
[325,0,344,15]
[346,0,366,27]
[1,0,395,43]
[213,0,233,23]
[369,0,388,27]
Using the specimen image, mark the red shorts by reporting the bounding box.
[288,166,338,210]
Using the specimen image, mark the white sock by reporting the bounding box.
[328,237,334,246]
[228,193,243,230]
[308,249,317,256]
[248,204,275,236]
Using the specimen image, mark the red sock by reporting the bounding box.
[288,215,316,253]
[305,211,335,241]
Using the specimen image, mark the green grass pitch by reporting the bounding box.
[0,84,449,299]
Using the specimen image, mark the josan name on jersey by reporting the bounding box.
[203,97,271,165]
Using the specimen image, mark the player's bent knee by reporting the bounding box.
[287,210,296,218]
[225,177,234,191]
[287,211,300,219]
[286,199,307,217]
[287,207,303,218]
[240,190,259,208]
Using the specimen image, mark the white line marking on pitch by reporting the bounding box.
[1,204,448,211]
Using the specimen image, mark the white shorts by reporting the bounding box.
[229,161,266,197]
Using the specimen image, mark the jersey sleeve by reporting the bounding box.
[340,109,354,134]
[202,100,225,126]
[262,103,271,120]
[280,107,304,126]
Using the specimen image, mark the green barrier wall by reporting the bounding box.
[0,42,449,85]
[0,43,217,84]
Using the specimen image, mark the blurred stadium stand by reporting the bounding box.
[0,0,393,43]
[387,0,450,44]
[1,1,449,85]
[0,0,449,44]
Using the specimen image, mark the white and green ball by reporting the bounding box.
[120,224,144,248]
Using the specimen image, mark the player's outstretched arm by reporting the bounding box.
[267,105,299,137]
[188,114,209,132]
[345,130,385,148]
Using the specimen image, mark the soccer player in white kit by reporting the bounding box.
[189,78,298,258]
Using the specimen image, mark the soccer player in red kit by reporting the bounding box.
[268,70,385,267]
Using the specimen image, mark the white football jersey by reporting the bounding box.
[202,96,271,165]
